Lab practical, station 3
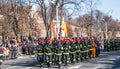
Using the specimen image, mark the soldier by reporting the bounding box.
[44,37,52,67]
[54,38,62,68]
[62,38,70,66]
[112,39,116,50]
[83,38,89,60]
[116,39,119,50]
[88,38,93,58]
[51,38,57,65]
[95,39,101,57]
[104,39,107,51]
[69,38,76,64]
[104,39,109,51]
[91,39,96,58]
[114,39,117,51]
[36,38,44,67]
[107,39,111,51]
[118,39,120,50]
[80,38,85,61]
[0,45,4,66]
[75,37,81,62]
[110,39,114,51]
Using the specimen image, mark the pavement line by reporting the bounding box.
[31,55,35,57]
[93,65,101,69]
[4,66,22,69]
[68,64,82,69]
[21,67,33,69]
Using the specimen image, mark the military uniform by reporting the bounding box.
[62,39,70,66]
[36,38,44,67]
[80,39,85,61]
[88,39,93,58]
[54,39,62,68]
[44,38,52,67]
[75,37,81,62]
[95,40,100,57]
[107,40,111,51]
[0,47,3,66]
[69,38,76,63]
[118,39,120,50]
[83,39,89,60]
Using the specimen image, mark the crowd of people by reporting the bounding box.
[0,36,37,61]
[104,39,120,51]
[35,37,101,68]
[1,35,120,68]
[0,36,102,68]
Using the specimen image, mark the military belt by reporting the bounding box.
[80,51,84,53]
[63,52,69,55]
[55,53,62,56]
[70,52,76,54]
[37,53,43,55]
[84,50,88,52]
[45,53,52,55]
[90,49,92,50]
[76,50,80,52]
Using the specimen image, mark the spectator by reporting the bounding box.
[4,47,10,60]
[22,41,27,54]
[10,41,18,59]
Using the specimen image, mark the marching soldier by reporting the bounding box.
[113,39,116,50]
[69,38,76,64]
[75,37,81,62]
[0,45,4,66]
[88,38,93,58]
[104,39,111,51]
[114,39,117,50]
[36,38,44,67]
[118,39,120,50]
[110,39,114,51]
[62,38,70,66]
[54,38,62,68]
[92,39,96,58]
[107,40,111,51]
[83,38,89,60]
[51,38,56,65]
[104,39,107,51]
[95,39,101,57]
[116,39,119,50]
[44,37,52,67]
[80,38,85,61]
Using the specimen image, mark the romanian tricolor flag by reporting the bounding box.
[63,23,69,37]
[61,23,69,37]
[51,22,56,39]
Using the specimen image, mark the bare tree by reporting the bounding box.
[34,0,85,38]
[0,0,31,39]
[85,0,100,38]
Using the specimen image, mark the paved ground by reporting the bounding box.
[1,50,120,69]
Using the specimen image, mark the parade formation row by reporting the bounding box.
[104,39,120,51]
[35,37,101,68]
